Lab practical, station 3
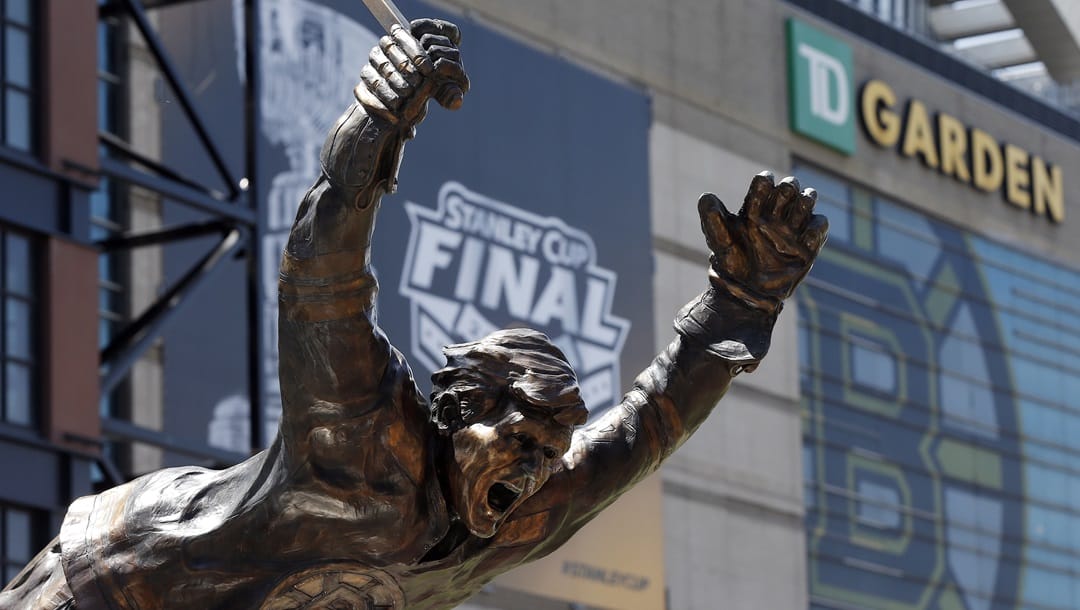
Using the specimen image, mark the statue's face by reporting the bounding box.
[446,398,574,538]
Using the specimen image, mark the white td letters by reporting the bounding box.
[798,43,850,126]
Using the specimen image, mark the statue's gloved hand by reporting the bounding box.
[355,18,470,126]
[697,172,828,315]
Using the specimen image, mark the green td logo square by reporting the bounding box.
[787,19,855,155]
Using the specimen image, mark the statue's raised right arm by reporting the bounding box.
[523,173,828,554]
[277,19,468,446]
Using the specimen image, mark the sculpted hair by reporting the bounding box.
[430,328,589,433]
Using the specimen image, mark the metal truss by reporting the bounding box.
[94,0,264,477]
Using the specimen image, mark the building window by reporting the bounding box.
[93,6,131,423]
[0,504,36,583]
[90,187,129,419]
[94,11,169,479]
[842,0,924,34]
[0,228,36,427]
[797,163,1080,610]
[98,6,125,142]
[0,0,33,152]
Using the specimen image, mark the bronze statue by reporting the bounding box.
[1,18,827,610]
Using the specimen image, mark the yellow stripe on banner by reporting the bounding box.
[936,438,1003,490]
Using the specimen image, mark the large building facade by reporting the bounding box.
[0,0,101,587]
[2,1,1080,609]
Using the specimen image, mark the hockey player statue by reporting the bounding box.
[1,16,827,610]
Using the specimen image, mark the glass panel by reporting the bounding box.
[793,165,851,243]
[5,362,31,425]
[98,318,110,349]
[856,479,901,527]
[4,89,30,151]
[5,27,29,88]
[5,234,29,296]
[5,297,29,360]
[877,0,892,21]
[98,252,113,283]
[1025,566,1073,608]
[99,390,114,418]
[89,220,109,241]
[850,342,897,394]
[98,22,112,73]
[5,508,30,562]
[90,181,111,217]
[5,0,29,26]
[97,80,112,134]
[99,287,119,315]
[877,198,940,279]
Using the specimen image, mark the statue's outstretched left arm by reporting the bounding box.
[533,172,827,544]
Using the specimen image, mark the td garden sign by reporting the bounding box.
[787,18,1066,223]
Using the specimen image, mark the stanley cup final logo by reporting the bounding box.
[401,183,630,412]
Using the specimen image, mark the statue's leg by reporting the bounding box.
[0,537,76,609]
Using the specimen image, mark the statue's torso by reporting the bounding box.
[57,374,555,610]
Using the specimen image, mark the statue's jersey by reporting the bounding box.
[2,285,759,610]
[50,353,568,610]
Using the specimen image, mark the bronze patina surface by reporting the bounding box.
[0,18,827,610]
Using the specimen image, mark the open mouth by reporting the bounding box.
[486,481,522,514]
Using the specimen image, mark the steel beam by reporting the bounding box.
[99,157,255,224]
[99,0,213,19]
[1003,0,1080,82]
[930,1,1015,41]
[244,0,265,453]
[100,230,243,396]
[100,131,226,201]
[96,219,235,250]
[101,418,247,465]
[953,30,1037,70]
[95,454,126,487]
[93,0,265,477]
[113,0,241,200]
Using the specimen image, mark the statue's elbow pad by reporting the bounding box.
[674,288,778,369]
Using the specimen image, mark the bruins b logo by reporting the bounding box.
[800,211,1022,609]
[260,564,405,610]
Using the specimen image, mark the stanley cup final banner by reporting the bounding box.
[238,0,656,435]
[159,0,661,607]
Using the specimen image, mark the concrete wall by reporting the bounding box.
[426,0,1080,608]
[121,18,166,476]
[651,123,807,609]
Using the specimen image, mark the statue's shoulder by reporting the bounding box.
[60,462,255,549]
[57,464,236,610]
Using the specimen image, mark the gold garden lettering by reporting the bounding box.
[860,79,1065,223]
